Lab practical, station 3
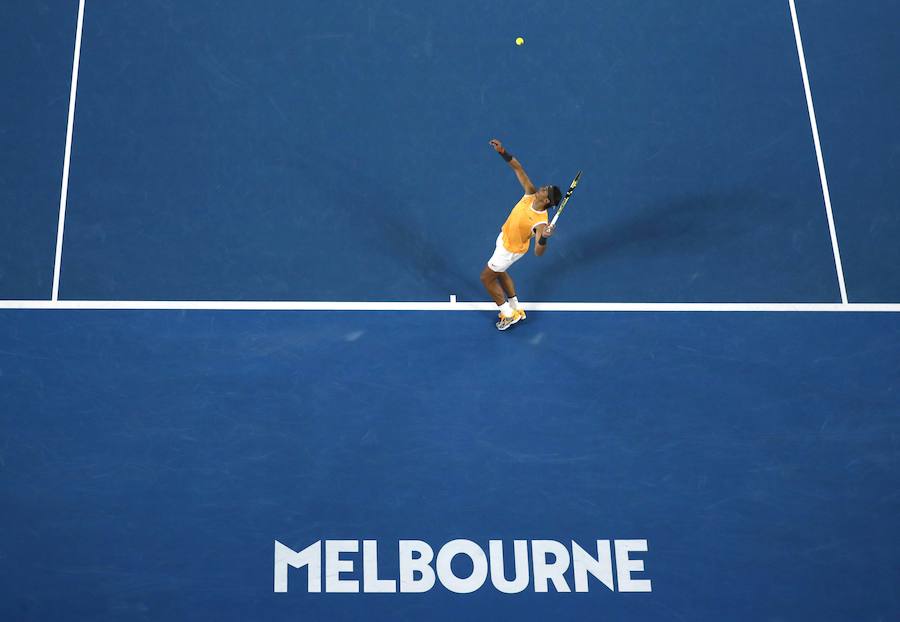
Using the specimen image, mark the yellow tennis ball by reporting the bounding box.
[515,37,524,46]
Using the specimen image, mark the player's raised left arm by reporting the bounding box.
[490,139,537,195]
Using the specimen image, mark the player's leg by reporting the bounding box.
[484,233,524,330]
[498,271,516,299]
[497,272,525,320]
[480,265,507,306]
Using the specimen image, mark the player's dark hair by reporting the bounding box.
[548,185,562,207]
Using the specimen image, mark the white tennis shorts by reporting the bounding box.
[487,232,525,272]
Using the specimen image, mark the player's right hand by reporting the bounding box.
[489,139,504,153]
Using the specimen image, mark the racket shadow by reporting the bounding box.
[529,191,762,298]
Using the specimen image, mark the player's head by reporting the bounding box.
[538,185,562,210]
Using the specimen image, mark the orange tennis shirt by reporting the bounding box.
[501,194,549,253]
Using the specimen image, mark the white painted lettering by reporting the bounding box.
[436,539,489,593]
[572,540,614,592]
[274,540,321,593]
[363,540,397,593]
[489,540,530,593]
[399,540,435,593]
[531,540,571,593]
[325,540,359,593]
[615,539,652,592]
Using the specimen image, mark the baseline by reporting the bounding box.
[1,301,899,312]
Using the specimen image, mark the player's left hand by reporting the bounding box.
[542,224,555,238]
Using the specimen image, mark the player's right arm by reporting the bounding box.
[533,223,554,256]
[489,139,537,195]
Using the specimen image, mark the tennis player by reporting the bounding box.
[481,139,561,330]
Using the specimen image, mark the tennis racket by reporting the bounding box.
[550,170,582,227]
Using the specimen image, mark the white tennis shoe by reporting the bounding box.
[496,312,521,331]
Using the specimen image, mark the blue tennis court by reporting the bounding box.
[2,1,899,620]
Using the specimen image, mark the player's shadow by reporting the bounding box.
[303,151,481,300]
[371,194,482,300]
[529,191,764,298]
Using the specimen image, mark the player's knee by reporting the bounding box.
[480,267,497,286]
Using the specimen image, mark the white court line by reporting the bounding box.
[51,0,86,302]
[788,0,848,304]
[1,300,898,312]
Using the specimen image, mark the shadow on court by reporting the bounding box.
[529,190,832,301]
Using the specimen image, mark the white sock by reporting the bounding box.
[498,301,513,317]
[509,296,519,310]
